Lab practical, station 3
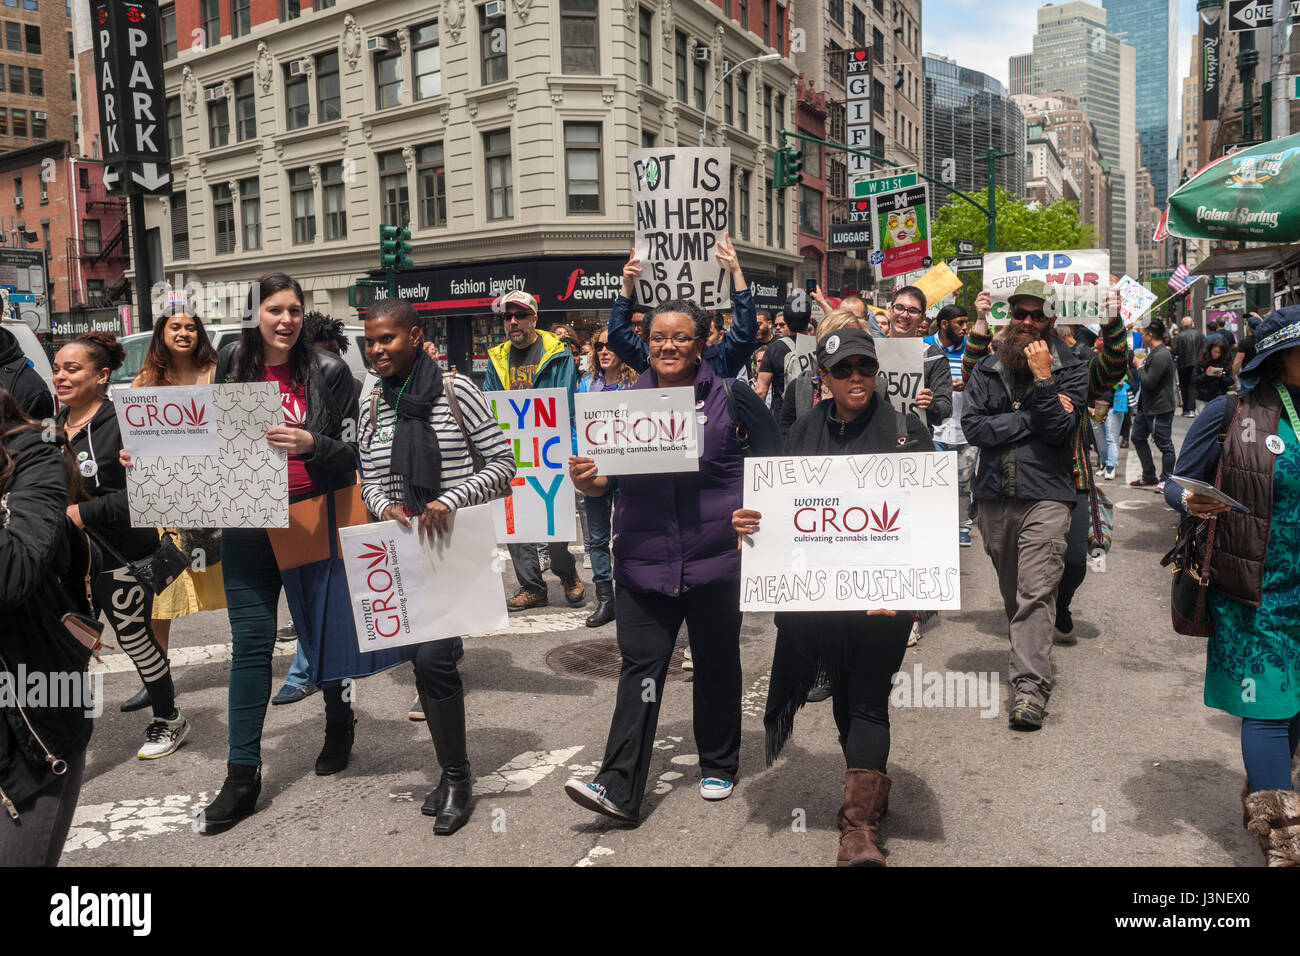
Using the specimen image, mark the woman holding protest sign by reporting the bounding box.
[576,326,637,628]
[115,306,226,715]
[562,243,780,823]
[54,332,190,762]
[356,298,515,834]
[732,328,933,866]
[196,273,406,834]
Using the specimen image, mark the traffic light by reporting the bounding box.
[379,224,413,270]
[774,145,803,189]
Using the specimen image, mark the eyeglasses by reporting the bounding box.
[648,333,699,347]
[1012,308,1049,323]
[827,360,878,380]
[891,304,923,317]
[593,341,611,352]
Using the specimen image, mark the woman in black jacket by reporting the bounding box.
[199,273,404,834]
[0,385,95,865]
[1192,337,1236,403]
[733,328,934,867]
[53,332,189,761]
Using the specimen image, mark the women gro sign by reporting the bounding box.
[113,385,220,457]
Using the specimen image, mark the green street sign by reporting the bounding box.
[1293,75,1300,99]
[854,172,918,198]
[1150,270,1173,279]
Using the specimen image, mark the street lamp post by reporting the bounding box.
[700,53,782,147]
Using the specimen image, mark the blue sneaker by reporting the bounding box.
[959,529,973,548]
[700,777,734,801]
[271,683,318,706]
[564,778,636,822]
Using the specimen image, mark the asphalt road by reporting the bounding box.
[60,411,1266,867]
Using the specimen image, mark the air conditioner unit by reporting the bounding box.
[203,86,226,101]
[288,59,310,77]
[33,111,46,120]
[12,197,21,208]
[693,45,711,64]
[484,0,506,16]
[366,36,389,52]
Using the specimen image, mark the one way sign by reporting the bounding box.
[1226,0,1300,30]
[91,0,171,194]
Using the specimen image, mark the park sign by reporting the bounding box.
[1162,132,1300,243]
[90,0,171,194]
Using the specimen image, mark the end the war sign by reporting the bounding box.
[91,0,171,194]
[631,148,731,310]
[575,387,699,476]
[739,453,960,612]
[487,387,577,543]
[113,386,219,457]
[982,249,1110,324]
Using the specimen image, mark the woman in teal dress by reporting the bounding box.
[1167,306,1300,866]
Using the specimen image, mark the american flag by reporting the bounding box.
[1168,263,1193,294]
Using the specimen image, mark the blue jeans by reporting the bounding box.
[1103,408,1124,468]
[284,642,315,692]
[1132,410,1175,480]
[1242,715,1300,791]
[583,493,613,584]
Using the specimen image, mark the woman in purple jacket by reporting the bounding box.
[562,267,780,823]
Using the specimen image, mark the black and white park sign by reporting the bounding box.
[91,0,171,194]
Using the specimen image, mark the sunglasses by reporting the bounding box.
[593,341,610,352]
[827,359,878,380]
[1012,308,1049,323]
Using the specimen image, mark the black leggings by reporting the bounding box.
[830,614,912,771]
[92,565,174,719]
[412,638,462,702]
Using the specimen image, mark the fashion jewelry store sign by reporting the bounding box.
[340,505,508,652]
[630,147,731,310]
[739,453,960,612]
[487,387,577,543]
[575,387,699,476]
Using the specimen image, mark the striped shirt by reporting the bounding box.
[358,374,516,519]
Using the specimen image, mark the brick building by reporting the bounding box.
[0,0,77,151]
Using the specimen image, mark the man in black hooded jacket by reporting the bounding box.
[0,326,53,420]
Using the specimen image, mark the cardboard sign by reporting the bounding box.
[871,185,931,279]
[874,338,926,419]
[981,249,1110,325]
[487,387,577,543]
[1115,275,1158,325]
[339,504,508,652]
[113,385,219,457]
[630,147,731,309]
[575,387,699,476]
[125,382,288,528]
[912,261,963,307]
[740,453,960,612]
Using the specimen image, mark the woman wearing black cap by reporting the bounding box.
[1165,306,1300,866]
[733,328,934,866]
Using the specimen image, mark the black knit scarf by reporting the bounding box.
[381,349,444,513]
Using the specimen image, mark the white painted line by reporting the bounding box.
[475,746,584,794]
[575,844,615,867]
[741,671,770,719]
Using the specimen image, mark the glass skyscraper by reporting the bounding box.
[1102,0,1178,206]
[923,56,1027,200]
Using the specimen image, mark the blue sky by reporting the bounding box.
[921,0,1197,91]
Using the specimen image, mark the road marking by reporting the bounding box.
[575,844,615,867]
[741,671,770,719]
[90,609,593,677]
[475,746,584,794]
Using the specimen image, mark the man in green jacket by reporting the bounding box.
[482,291,586,611]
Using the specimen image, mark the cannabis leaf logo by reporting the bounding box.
[869,501,900,533]
[645,158,660,189]
[181,398,208,426]
[361,542,388,569]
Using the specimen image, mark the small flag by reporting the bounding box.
[1168,263,1192,294]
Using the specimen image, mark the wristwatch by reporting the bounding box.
[1033,374,1055,386]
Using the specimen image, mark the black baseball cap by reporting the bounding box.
[816,327,878,371]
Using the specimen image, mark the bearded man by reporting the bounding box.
[960,280,1089,731]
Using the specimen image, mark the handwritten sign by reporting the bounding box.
[982,249,1110,324]
[114,385,219,457]
[487,387,577,543]
[125,382,288,528]
[339,504,508,652]
[739,453,960,612]
[1115,275,1158,325]
[871,184,931,279]
[874,338,925,419]
[631,147,731,309]
[575,387,699,476]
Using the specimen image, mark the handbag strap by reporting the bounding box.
[720,377,752,456]
[82,522,129,570]
[441,371,485,473]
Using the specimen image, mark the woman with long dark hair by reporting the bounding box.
[54,332,188,760]
[198,273,406,834]
[0,384,95,865]
[118,307,225,714]
[1192,337,1236,404]
[576,325,637,628]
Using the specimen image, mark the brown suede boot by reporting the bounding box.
[836,769,890,867]
[1244,788,1300,867]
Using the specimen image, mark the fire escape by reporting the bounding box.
[66,196,130,312]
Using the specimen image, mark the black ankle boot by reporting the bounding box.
[585,581,615,627]
[198,762,261,834]
[419,688,472,835]
[315,717,356,775]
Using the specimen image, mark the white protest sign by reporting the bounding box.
[1116,275,1158,325]
[630,147,731,310]
[784,333,818,383]
[113,385,220,457]
[575,387,699,476]
[982,249,1110,325]
[339,504,508,652]
[739,453,960,612]
[486,387,577,543]
[873,337,925,419]
[125,383,288,528]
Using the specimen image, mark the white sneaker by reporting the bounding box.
[682,646,694,670]
[138,708,190,759]
[700,777,734,800]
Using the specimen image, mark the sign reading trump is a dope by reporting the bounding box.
[575,387,699,476]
